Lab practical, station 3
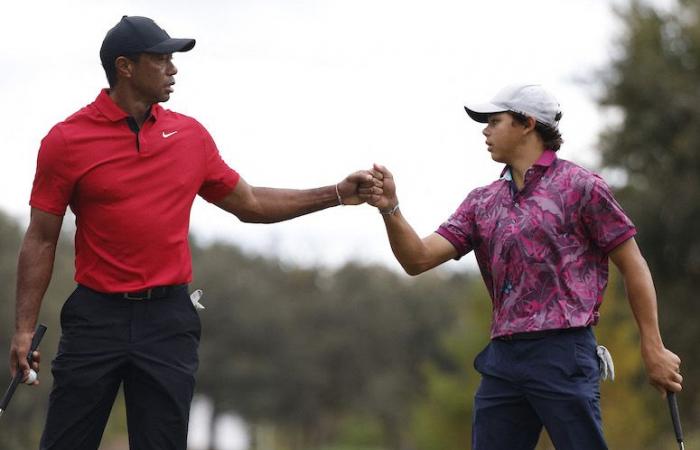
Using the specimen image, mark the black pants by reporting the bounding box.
[40,285,201,450]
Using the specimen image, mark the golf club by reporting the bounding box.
[668,391,685,450]
[0,324,47,419]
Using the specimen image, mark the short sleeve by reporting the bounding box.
[436,194,477,259]
[197,124,241,202]
[581,175,636,254]
[29,126,75,216]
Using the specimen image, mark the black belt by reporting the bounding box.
[81,284,187,300]
[494,326,588,341]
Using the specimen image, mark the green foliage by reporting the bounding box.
[599,0,700,423]
[333,414,384,446]
[411,279,490,450]
[191,242,467,449]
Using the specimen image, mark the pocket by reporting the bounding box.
[573,338,600,382]
[473,343,491,374]
[178,291,202,339]
[59,286,82,326]
[184,291,200,315]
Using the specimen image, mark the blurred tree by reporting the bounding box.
[191,241,463,450]
[411,277,490,450]
[598,0,700,423]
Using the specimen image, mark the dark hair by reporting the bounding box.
[103,53,141,88]
[509,111,564,151]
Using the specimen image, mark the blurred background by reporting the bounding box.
[1,0,699,448]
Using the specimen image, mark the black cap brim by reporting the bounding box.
[464,103,508,123]
[145,38,196,54]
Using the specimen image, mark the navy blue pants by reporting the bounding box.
[40,285,201,450]
[472,327,607,450]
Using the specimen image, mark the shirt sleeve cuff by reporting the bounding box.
[200,172,241,203]
[603,227,637,254]
[435,226,467,260]
[29,200,67,216]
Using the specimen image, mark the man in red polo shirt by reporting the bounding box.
[367,84,682,449]
[9,16,380,450]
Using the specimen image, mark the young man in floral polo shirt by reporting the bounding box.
[368,84,683,449]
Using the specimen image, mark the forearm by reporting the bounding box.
[242,185,340,223]
[15,237,57,333]
[610,238,682,393]
[382,211,437,275]
[622,259,664,350]
[369,163,455,274]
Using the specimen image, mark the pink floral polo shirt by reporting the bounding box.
[436,150,636,338]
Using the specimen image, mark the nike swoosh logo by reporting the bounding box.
[162,130,178,138]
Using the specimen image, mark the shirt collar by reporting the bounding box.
[499,149,557,180]
[500,168,513,181]
[534,149,557,167]
[94,89,162,123]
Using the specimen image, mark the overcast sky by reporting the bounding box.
[0,0,674,272]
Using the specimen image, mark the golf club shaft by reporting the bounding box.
[667,392,684,449]
[0,376,22,416]
[0,324,47,416]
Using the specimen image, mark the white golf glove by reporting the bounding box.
[190,289,205,311]
[596,345,615,381]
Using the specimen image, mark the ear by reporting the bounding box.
[114,56,135,81]
[523,116,537,134]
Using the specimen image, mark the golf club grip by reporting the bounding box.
[0,324,48,412]
[667,392,684,443]
[28,324,48,363]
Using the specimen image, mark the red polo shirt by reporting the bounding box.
[30,90,240,292]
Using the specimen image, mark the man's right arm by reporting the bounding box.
[10,208,63,379]
[370,164,457,275]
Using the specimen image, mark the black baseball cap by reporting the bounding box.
[100,16,196,68]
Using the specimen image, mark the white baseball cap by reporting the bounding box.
[464,84,562,129]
